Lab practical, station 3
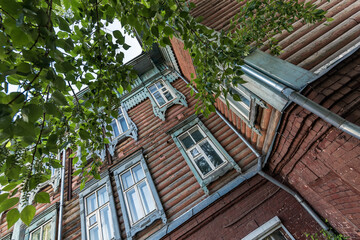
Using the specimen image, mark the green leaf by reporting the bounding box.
[79,129,90,140]
[34,192,50,204]
[6,208,20,229]
[20,205,36,226]
[1,182,18,191]
[52,90,68,106]
[57,16,71,32]
[85,73,95,80]
[22,104,43,122]
[0,193,9,203]
[6,164,21,180]
[44,103,61,117]
[163,26,173,36]
[0,197,19,213]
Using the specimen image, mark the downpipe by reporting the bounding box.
[57,149,66,240]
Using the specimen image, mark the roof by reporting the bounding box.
[191,0,360,72]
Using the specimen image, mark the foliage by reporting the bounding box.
[306,228,349,240]
[0,0,328,226]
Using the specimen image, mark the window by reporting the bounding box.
[79,173,121,240]
[107,105,138,157]
[84,186,113,240]
[242,216,295,240]
[29,221,52,240]
[113,150,166,238]
[169,116,241,195]
[146,79,187,121]
[148,80,175,107]
[23,203,58,240]
[178,126,227,178]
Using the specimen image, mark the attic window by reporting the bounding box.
[148,80,175,107]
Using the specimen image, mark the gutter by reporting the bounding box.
[240,64,360,140]
[57,149,66,240]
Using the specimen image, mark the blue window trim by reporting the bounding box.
[169,117,241,195]
[23,203,58,240]
[147,79,187,121]
[107,105,138,157]
[112,149,167,239]
[78,172,122,240]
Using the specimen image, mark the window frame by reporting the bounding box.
[29,220,52,240]
[242,216,295,240]
[79,173,121,240]
[169,117,241,195]
[23,203,58,240]
[147,80,176,108]
[146,78,187,121]
[107,105,138,157]
[112,150,167,239]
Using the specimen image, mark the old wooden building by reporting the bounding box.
[1,0,360,239]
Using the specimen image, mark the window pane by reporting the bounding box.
[190,148,200,158]
[195,157,212,176]
[42,222,52,240]
[118,108,123,115]
[163,91,173,101]
[89,215,97,226]
[156,82,164,88]
[111,121,120,137]
[126,188,144,223]
[86,193,97,215]
[89,226,100,240]
[138,181,156,215]
[179,133,195,149]
[100,206,112,240]
[30,229,41,240]
[153,91,166,106]
[132,164,145,183]
[148,85,157,93]
[119,116,128,132]
[200,141,224,167]
[262,229,287,240]
[97,187,109,206]
[190,128,204,142]
[121,171,134,190]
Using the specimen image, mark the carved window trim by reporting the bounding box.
[112,150,167,239]
[78,173,121,240]
[147,79,187,121]
[169,117,241,195]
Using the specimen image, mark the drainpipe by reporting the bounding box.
[258,171,331,233]
[172,68,331,233]
[240,65,360,140]
[57,149,66,240]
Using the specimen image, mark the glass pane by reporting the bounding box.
[132,164,145,182]
[138,181,156,215]
[89,215,97,226]
[148,85,157,93]
[97,187,109,206]
[153,91,166,106]
[100,206,112,240]
[200,141,224,167]
[119,117,128,132]
[86,193,97,215]
[42,222,52,240]
[190,148,200,158]
[156,82,164,88]
[30,229,41,240]
[163,90,173,101]
[126,188,144,223]
[121,170,134,190]
[89,226,100,240]
[190,128,204,142]
[179,133,195,149]
[118,108,123,115]
[195,157,212,176]
[111,121,120,138]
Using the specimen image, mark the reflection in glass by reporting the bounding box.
[127,188,144,223]
[97,187,109,206]
[179,133,195,149]
[119,117,128,132]
[154,91,166,106]
[121,171,134,190]
[31,229,41,240]
[190,129,204,142]
[87,193,97,215]
[200,141,224,167]
[190,148,200,158]
[111,121,120,137]
[89,226,99,240]
[163,91,173,101]
[138,181,156,214]
[132,164,145,183]
[195,157,212,175]
[89,215,97,226]
[42,222,51,240]
[100,206,112,240]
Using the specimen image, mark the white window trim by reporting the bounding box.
[112,150,167,239]
[242,216,295,240]
[148,80,176,108]
[146,78,187,121]
[29,220,52,240]
[79,173,121,240]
